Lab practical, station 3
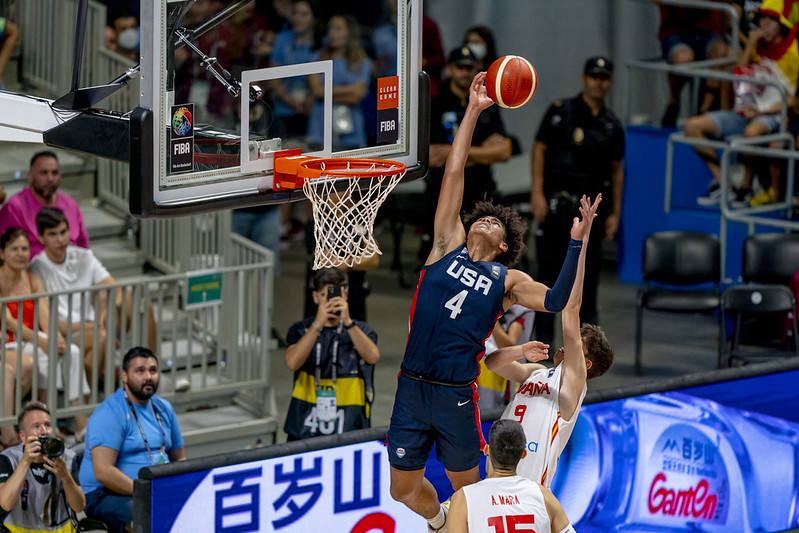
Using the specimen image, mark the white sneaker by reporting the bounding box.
[697,183,722,206]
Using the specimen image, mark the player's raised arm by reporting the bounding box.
[504,201,596,312]
[485,340,549,383]
[427,72,495,265]
[558,195,600,421]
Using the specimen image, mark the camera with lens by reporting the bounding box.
[37,436,65,459]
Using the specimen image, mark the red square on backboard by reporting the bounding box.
[377,76,399,110]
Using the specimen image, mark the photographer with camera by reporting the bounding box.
[284,267,380,441]
[0,402,85,533]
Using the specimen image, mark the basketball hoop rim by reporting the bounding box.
[298,157,407,180]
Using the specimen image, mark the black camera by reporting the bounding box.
[37,436,65,459]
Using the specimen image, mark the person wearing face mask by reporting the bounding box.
[79,347,186,533]
[109,13,139,61]
[462,25,498,71]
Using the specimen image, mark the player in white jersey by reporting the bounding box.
[447,419,574,533]
[485,195,614,487]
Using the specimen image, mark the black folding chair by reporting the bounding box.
[721,285,798,366]
[635,231,721,374]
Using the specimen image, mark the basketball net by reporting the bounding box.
[302,160,406,269]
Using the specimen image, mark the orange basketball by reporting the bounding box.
[485,55,538,109]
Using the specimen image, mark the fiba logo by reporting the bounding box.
[172,106,193,137]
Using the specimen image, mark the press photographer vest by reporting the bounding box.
[0,444,77,533]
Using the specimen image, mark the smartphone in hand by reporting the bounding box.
[327,285,342,315]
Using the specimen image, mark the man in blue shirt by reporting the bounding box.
[79,347,186,533]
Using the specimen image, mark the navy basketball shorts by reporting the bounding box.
[387,373,484,472]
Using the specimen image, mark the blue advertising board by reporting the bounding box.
[145,364,799,532]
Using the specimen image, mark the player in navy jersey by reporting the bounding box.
[387,72,599,532]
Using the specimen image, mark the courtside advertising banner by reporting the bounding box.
[145,367,799,532]
[149,440,425,533]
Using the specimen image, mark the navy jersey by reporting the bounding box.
[402,245,508,383]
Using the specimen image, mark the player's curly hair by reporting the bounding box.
[582,324,614,379]
[463,201,527,267]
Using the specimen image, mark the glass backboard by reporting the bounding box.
[135,0,428,216]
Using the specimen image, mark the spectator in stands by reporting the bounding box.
[476,305,534,411]
[422,11,446,98]
[285,267,379,441]
[30,208,159,382]
[110,11,139,61]
[0,402,85,532]
[373,0,398,78]
[0,152,89,259]
[683,7,798,205]
[0,228,90,433]
[530,57,624,349]
[420,45,512,261]
[462,25,498,71]
[269,0,320,140]
[239,0,316,263]
[80,347,186,533]
[0,16,19,91]
[307,15,371,150]
[658,0,732,126]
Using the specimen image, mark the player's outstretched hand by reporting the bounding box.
[469,72,495,112]
[521,341,550,363]
[569,194,602,243]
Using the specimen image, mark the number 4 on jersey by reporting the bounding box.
[445,289,468,319]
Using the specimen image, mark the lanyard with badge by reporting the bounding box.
[314,323,342,423]
[126,397,168,465]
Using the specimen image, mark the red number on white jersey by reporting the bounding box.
[487,514,536,533]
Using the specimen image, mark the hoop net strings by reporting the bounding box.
[303,161,405,269]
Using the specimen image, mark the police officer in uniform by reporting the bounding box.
[530,56,625,348]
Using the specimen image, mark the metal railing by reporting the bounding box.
[140,211,234,274]
[623,0,740,123]
[623,0,797,282]
[94,46,139,211]
[17,0,108,96]
[14,0,138,211]
[0,252,275,435]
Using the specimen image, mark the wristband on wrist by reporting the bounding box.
[343,321,356,329]
[310,321,322,332]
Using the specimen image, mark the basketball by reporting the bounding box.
[485,55,538,109]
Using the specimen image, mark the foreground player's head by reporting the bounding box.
[463,201,527,267]
[553,323,614,379]
[485,419,526,476]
